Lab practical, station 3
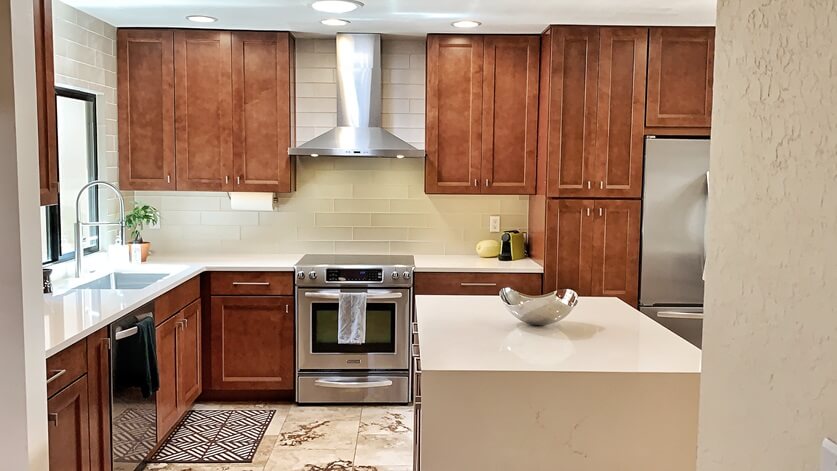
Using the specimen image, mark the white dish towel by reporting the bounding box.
[338,292,367,344]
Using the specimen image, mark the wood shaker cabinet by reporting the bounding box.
[33,0,58,205]
[118,29,176,190]
[86,328,112,471]
[48,376,92,471]
[541,26,647,199]
[544,198,641,306]
[646,27,715,133]
[426,34,539,195]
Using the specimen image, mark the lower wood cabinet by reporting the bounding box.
[209,296,294,391]
[544,198,641,306]
[414,272,543,296]
[157,298,202,439]
[48,376,91,471]
[86,328,112,471]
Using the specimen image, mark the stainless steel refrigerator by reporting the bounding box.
[640,137,710,348]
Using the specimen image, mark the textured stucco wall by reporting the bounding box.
[697,1,837,470]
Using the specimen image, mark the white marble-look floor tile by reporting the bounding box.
[353,432,414,467]
[359,407,413,435]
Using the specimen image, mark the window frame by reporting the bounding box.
[42,87,100,265]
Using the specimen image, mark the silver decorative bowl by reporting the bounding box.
[499,288,579,326]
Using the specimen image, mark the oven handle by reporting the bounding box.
[314,378,394,389]
[304,291,403,300]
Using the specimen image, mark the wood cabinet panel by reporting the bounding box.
[209,271,294,296]
[591,200,641,306]
[415,272,543,296]
[426,35,483,194]
[544,27,600,197]
[177,300,202,411]
[154,276,200,325]
[48,376,91,471]
[232,31,295,192]
[594,27,647,198]
[86,329,111,471]
[646,27,715,130]
[210,296,294,391]
[544,199,595,296]
[155,313,179,439]
[174,30,234,191]
[481,35,539,194]
[46,338,87,398]
[118,29,176,190]
[34,0,58,205]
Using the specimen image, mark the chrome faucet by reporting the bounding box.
[75,180,126,277]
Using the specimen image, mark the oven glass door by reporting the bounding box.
[312,302,396,354]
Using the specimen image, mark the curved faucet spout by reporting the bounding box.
[74,180,126,277]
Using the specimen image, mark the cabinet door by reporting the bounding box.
[544,199,595,296]
[34,0,58,205]
[156,313,180,439]
[426,35,483,194]
[594,27,647,198]
[177,300,202,412]
[591,200,641,306]
[174,30,234,191]
[86,329,111,471]
[48,376,91,471]
[117,29,176,190]
[544,27,600,197]
[232,32,295,193]
[210,296,294,391]
[646,27,715,130]
[481,35,539,195]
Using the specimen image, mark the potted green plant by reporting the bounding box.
[125,202,160,262]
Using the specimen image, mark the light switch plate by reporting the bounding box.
[822,438,837,471]
[489,215,501,233]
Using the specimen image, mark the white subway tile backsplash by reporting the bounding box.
[296,68,336,83]
[382,54,410,69]
[296,112,338,127]
[296,83,338,98]
[316,212,372,227]
[335,241,390,255]
[353,227,408,241]
[333,199,391,213]
[201,211,259,226]
[371,213,429,228]
[297,97,338,113]
[382,84,424,99]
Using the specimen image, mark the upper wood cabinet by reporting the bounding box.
[118,29,177,190]
[544,198,640,306]
[232,32,296,193]
[541,26,647,199]
[118,29,295,192]
[426,35,539,195]
[34,0,58,205]
[174,30,234,191]
[646,27,715,133]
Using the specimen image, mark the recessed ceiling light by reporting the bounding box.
[452,20,481,28]
[321,18,350,26]
[186,15,217,23]
[311,0,363,14]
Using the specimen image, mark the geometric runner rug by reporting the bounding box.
[149,409,275,463]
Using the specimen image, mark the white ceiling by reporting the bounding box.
[63,0,717,36]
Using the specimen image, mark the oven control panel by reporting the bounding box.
[326,268,383,283]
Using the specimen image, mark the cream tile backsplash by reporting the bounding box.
[139,38,527,256]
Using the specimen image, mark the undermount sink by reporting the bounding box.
[73,272,170,290]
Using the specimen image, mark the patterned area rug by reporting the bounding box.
[150,409,275,463]
[112,407,157,463]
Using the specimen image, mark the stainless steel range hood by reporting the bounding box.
[288,33,424,159]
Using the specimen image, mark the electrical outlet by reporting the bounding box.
[489,215,501,233]
[823,438,837,471]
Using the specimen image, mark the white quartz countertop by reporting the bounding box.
[44,253,541,357]
[415,295,701,374]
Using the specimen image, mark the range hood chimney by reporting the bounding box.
[288,33,424,158]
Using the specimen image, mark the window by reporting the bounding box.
[41,88,99,264]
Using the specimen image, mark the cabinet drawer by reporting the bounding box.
[209,271,294,296]
[414,272,543,296]
[155,276,200,325]
[46,339,87,398]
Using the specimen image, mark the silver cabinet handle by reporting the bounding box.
[586,207,591,217]
[314,378,394,389]
[460,282,497,287]
[485,178,490,187]
[304,291,403,300]
[474,179,478,187]
[600,181,604,189]
[237,176,241,185]
[232,281,271,286]
[587,180,591,189]
[658,311,704,320]
[46,369,66,384]
[115,327,139,341]
[166,175,171,183]
[225,175,230,184]
[285,304,289,314]
[599,208,603,217]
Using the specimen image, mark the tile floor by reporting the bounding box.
[146,402,414,471]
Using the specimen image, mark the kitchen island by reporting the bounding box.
[414,295,702,471]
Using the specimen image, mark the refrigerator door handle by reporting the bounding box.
[658,311,704,320]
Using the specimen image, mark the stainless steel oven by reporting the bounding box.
[295,255,414,404]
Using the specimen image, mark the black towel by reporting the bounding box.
[114,316,160,398]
